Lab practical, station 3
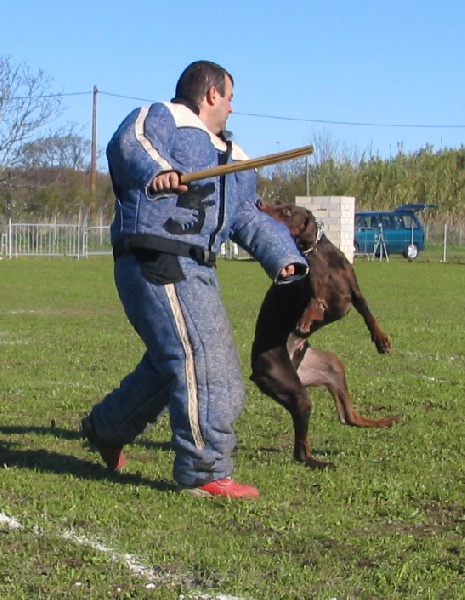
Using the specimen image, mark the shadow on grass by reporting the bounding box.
[0,424,82,440]
[0,425,343,484]
[258,445,343,458]
[0,425,176,492]
[0,423,171,450]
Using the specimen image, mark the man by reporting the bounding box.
[81,60,307,498]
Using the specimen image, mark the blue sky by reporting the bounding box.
[2,1,465,170]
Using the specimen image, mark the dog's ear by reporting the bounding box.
[296,211,318,252]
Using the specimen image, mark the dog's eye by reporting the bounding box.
[283,209,291,217]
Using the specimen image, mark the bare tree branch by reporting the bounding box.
[0,56,63,175]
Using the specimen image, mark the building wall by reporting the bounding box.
[295,196,355,263]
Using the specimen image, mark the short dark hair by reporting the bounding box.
[173,61,233,109]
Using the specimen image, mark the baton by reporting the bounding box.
[180,144,314,184]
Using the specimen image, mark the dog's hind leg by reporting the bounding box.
[251,346,335,469]
[296,347,401,428]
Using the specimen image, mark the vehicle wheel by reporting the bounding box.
[404,243,419,260]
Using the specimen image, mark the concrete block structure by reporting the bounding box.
[295,196,355,263]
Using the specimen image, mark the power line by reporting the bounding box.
[99,90,154,103]
[6,88,465,130]
[97,90,465,130]
[234,111,465,130]
[7,91,93,99]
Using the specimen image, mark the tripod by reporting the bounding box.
[373,224,389,261]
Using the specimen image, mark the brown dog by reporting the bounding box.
[251,201,401,469]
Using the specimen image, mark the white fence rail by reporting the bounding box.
[83,225,113,256]
[0,220,241,260]
[2,219,463,262]
[2,220,112,259]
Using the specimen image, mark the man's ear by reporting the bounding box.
[206,85,217,106]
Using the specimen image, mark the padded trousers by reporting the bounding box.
[90,253,244,486]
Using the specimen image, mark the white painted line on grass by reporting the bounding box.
[420,375,448,383]
[0,310,37,314]
[61,529,174,584]
[0,512,22,529]
[0,512,250,600]
[179,595,247,600]
[403,351,463,362]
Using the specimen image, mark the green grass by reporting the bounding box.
[1,256,465,599]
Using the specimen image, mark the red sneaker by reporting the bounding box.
[81,416,126,471]
[180,477,259,498]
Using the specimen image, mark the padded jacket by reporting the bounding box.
[107,101,307,282]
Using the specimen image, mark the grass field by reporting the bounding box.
[1,256,464,599]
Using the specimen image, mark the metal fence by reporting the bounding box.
[0,220,242,260]
[2,219,464,262]
[425,221,465,263]
[2,220,112,259]
[83,225,113,256]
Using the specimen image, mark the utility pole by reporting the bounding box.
[306,154,310,195]
[89,85,98,207]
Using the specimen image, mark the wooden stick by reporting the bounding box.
[180,144,314,184]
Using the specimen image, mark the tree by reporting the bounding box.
[19,128,92,171]
[0,56,63,175]
[0,56,67,221]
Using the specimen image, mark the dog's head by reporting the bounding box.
[257,200,319,253]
